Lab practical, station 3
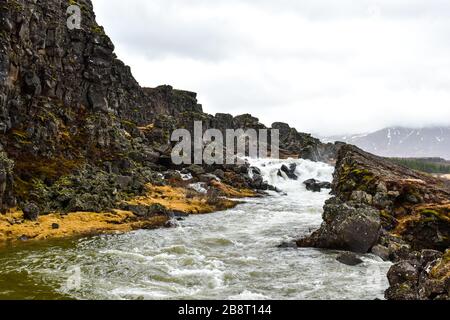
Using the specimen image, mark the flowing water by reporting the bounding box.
[0,159,391,300]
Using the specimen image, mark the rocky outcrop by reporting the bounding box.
[273,122,337,162]
[297,198,381,253]
[385,249,449,300]
[0,0,336,216]
[296,144,450,299]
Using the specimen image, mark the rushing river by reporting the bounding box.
[0,159,391,300]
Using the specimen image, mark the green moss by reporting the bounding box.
[8,0,23,11]
[55,176,73,188]
[338,167,376,192]
[14,177,50,204]
[11,129,28,139]
[121,119,137,128]
[381,210,392,219]
[351,168,371,175]
[443,250,450,263]
[420,208,450,223]
[91,25,105,35]
[67,0,89,15]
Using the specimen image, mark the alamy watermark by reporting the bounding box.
[171,121,280,165]
[67,4,82,30]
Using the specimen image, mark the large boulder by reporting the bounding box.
[336,252,364,266]
[297,198,381,253]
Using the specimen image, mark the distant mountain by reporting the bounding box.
[325,127,450,160]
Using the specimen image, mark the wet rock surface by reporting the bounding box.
[297,198,381,253]
[385,249,449,300]
[336,252,364,266]
[303,179,332,192]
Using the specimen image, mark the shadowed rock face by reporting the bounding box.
[296,144,450,300]
[0,148,15,212]
[297,198,381,253]
[331,144,450,252]
[0,0,336,213]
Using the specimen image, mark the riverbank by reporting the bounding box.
[0,158,392,300]
[0,182,256,246]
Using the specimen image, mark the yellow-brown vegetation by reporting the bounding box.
[0,182,255,246]
[0,209,168,245]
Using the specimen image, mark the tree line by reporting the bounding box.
[389,158,450,174]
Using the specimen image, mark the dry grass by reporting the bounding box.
[393,202,450,235]
[0,209,168,245]
[126,184,239,214]
[209,180,257,198]
[0,182,253,245]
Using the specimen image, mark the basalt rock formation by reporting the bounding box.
[0,0,335,217]
[297,144,450,300]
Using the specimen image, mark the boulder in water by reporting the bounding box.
[303,179,332,192]
[277,164,298,180]
[278,241,297,249]
[336,252,364,266]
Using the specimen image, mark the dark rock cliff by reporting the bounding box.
[0,0,335,213]
[297,144,450,300]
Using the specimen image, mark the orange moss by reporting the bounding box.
[125,184,238,214]
[209,180,257,198]
[0,209,168,246]
[393,203,450,235]
[0,182,255,246]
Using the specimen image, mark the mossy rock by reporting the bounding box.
[420,207,450,223]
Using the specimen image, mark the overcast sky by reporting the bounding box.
[93,0,450,136]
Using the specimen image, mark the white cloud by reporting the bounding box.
[92,0,450,135]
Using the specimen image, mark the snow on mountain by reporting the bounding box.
[325,127,450,160]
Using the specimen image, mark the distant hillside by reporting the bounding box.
[388,157,450,174]
[326,127,450,160]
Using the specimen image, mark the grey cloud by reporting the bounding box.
[93,0,450,135]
